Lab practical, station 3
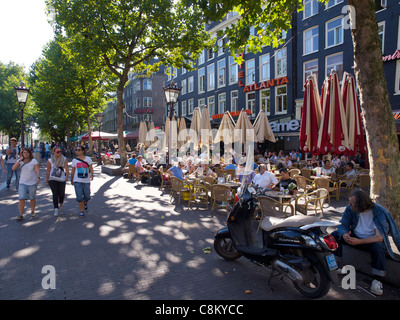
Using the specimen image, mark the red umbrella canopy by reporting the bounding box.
[299,74,322,155]
[317,71,350,155]
[342,72,367,156]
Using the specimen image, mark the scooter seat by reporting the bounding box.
[261,215,321,232]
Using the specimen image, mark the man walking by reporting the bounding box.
[5,138,21,190]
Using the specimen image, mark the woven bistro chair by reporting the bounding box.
[170,177,191,206]
[356,174,370,192]
[295,188,329,217]
[224,169,237,179]
[202,176,217,185]
[128,165,139,182]
[293,175,314,194]
[313,177,338,203]
[256,196,294,233]
[186,181,209,210]
[289,168,301,178]
[337,177,357,199]
[301,168,312,179]
[210,184,235,216]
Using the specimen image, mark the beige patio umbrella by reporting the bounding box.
[178,116,188,148]
[146,121,156,146]
[189,107,201,148]
[138,121,147,145]
[233,109,255,144]
[200,107,212,147]
[214,111,236,143]
[164,116,178,151]
[253,110,276,143]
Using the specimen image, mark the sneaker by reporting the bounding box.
[370,279,383,296]
[54,208,59,216]
[80,211,85,218]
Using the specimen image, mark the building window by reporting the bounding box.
[231,90,238,112]
[275,48,287,77]
[326,16,344,48]
[188,76,194,93]
[218,38,226,56]
[208,96,216,115]
[198,98,206,109]
[246,92,256,116]
[229,56,238,84]
[326,0,343,8]
[304,0,319,19]
[378,21,385,53]
[143,97,152,108]
[198,67,206,93]
[218,93,226,114]
[198,50,205,65]
[326,52,343,80]
[260,54,270,81]
[207,48,214,60]
[134,80,141,92]
[218,58,226,87]
[246,59,255,85]
[304,59,318,84]
[276,86,287,114]
[143,79,152,90]
[260,89,271,114]
[395,60,400,94]
[181,100,187,116]
[304,26,319,55]
[181,79,187,95]
[207,63,215,91]
[188,98,194,114]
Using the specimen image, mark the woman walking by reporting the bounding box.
[12,148,40,221]
[46,146,69,216]
[71,146,93,217]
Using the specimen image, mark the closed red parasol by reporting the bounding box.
[299,74,322,155]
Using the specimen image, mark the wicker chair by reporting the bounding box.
[295,188,329,217]
[337,177,357,199]
[202,176,216,185]
[170,177,191,205]
[210,184,235,216]
[356,174,370,192]
[187,182,209,209]
[293,175,314,194]
[289,168,301,178]
[224,169,237,179]
[256,196,294,233]
[128,165,138,181]
[301,168,312,179]
[313,177,338,203]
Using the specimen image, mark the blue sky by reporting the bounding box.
[0,0,54,71]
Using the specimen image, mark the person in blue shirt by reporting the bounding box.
[167,161,184,180]
[224,163,237,170]
[128,154,137,165]
[332,190,400,296]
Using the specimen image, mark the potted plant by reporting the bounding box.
[288,182,297,195]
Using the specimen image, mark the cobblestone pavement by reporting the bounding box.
[0,164,399,302]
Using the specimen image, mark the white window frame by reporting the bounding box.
[181,100,187,116]
[207,48,214,61]
[188,76,194,93]
[198,50,205,65]
[218,38,226,56]
[218,93,226,114]
[143,79,152,90]
[188,98,194,115]
[378,21,385,53]
[246,58,255,85]
[260,89,271,115]
[303,59,318,85]
[217,58,226,88]
[208,96,216,115]
[198,67,206,93]
[275,48,287,78]
[326,16,344,49]
[303,0,319,19]
[325,0,343,9]
[181,79,187,95]
[198,98,206,109]
[207,63,215,91]
[325,52,343,80]
[303,26,319,55]
[231,90,238,112]
[229,56,238,84]
[275,85,287,115]
[246,92,256,117]
[259,53,270,81]
[143,97,152,108]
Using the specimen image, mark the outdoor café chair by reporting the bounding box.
[224,169,236,179]
[313,177,338,203]
[356,174,370,192]
[186,181,209,210]
[170,177,191,206]
[128,165,138,181]
[210,184,235,216]
[295,188,329,217]
[293,175,314,194]
[337,177,357,200]
[301,168,312,179]
[256,195,294,233]
[289,168,301,178]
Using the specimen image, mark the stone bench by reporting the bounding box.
[101,165,126,176]
[342,241,400,287]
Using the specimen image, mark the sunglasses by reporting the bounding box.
[55,151,61,154]
[75,149,83,152]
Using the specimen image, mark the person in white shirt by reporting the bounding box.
[12,148,40,221]
[253,164,278,189]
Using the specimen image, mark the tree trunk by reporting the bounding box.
[116,85,127,167]
[348,0,400,226]
[84,101,93,155]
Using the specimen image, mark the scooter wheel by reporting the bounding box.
[293,262,330,299]
[214,238,241,260]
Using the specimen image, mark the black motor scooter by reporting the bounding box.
[214,179,340,299]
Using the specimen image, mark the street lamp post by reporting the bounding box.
[96,113,104,165]
[163,82,181,164]
[28,116,35,149]
[14,81,30,148]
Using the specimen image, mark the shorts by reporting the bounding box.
[73,182,91,202]
[19,183,38,200]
